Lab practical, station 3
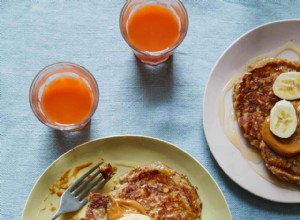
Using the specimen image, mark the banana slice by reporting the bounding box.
[273,71,300,100]
[270,100,297,138]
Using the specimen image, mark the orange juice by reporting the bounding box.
[127,4,180,52]
[41,76,93,124]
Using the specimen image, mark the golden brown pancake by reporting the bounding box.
[111,161,202,220]
[82,161,202,220]
[233,58,300,185]
[260,141,300,185]
[81,193,109,220]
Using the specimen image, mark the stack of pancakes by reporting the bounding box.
[233,58,300,185]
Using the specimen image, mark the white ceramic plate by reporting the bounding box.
[22,135,231,220]
[203,19,300,203]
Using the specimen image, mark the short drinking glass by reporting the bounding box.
[120,0,188,65]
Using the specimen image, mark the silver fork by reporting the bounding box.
[50,162,110,220]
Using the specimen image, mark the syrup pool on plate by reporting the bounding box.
[30,62,99,131]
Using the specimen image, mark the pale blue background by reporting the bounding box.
[1,0,300,219]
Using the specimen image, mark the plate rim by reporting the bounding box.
[21,134,232,219]
[203,19,300,203]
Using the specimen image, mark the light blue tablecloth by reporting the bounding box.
[1,0,300,219]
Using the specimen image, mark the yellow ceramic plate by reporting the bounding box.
[22,135,231,220]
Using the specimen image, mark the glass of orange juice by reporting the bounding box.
[30,62,99,131]
[120,0,188,65]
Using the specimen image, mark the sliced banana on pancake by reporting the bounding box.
[270,100,297,138]
[273,71,300,100]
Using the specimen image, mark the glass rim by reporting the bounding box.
[29,61,99,131]
[119,0,189,57]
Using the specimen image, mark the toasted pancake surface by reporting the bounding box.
[233,58,300,185]
[81,193,109,220]
[82,162,202,220]
[260,141,300,185]
[112,161,202,220]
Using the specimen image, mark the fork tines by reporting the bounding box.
[68,162,107,204]
[50,162,113,220]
